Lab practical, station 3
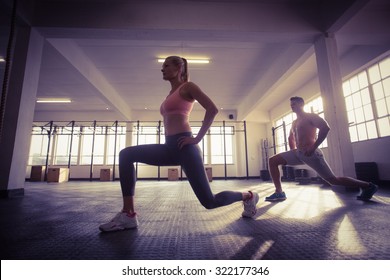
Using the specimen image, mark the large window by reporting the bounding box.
[80,126,105,165]
[28,127,50,165]
[106,126,126,165]
[209,126,234,164]
[274,114,294,154]
[29,122,126,166]
[131,124,234,165]
[28,121,235,169]
[54,126,80,165]
[132,125,160,146]
[343,56,390,142]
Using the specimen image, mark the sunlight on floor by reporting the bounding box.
[264,186,343,220]
[337,215,367,255]
[251,240,275,260]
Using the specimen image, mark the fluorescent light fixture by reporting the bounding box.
[157,58,210,64]
[36,98,72,103]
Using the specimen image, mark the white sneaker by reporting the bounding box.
[99,212,139,232]
[242,191,259,218]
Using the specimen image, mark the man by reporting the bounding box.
[266,96,378,202]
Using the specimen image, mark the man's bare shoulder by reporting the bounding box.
[304,112,329,128]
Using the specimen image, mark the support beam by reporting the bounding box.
[0,28,44,197]
[314,34,355,178]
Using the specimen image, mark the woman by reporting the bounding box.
[99,56,259,232]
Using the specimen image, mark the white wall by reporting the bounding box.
[352,138,390,180]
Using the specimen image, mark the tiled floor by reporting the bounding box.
[1,179,389,260]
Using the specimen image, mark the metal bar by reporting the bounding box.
[112,120,118,180]
[44,121,53,181]
[157,120,161,181]
[282,121,287,151]
[135,121,140,177]
[223,121,227,180]
[67,121,75,179]
[89,121,96,181]
[243,121,249,179]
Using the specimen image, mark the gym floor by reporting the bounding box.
[1,179,389,260]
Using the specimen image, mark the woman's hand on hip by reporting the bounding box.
[177,136,198,149]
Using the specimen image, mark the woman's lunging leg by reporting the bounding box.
[180,145,243,209]
[119,144,177,212]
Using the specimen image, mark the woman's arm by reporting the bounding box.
[178,82,218,148]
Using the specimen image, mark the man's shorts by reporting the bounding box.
[279,148,335,180]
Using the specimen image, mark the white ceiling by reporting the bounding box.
[10,0,390,122]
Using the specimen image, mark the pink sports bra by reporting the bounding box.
[160,83,194,117]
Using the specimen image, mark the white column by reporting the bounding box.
[314,34,356,177]
[0,28,44,196]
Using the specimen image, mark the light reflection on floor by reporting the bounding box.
[263,185,343,220]
[337,215,367,255]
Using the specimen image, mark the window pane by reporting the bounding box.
[349,126,358,142]
[345,96,353,111]
[361,88,371,105]
[366,120,378,139]
[372,82,384,100]
[378,117,390,137]
[352,92,362,108]
[29,134,49,165]
[368,64,381,83]
[387,97,390,114]
[384,77,390,96]
[347,110,355,124]
[343,81,351,97]
[355,107,365,123]
[379,57,390,78]
[81,135,93,164]
[376,99,388,117]
[106,134,126,165]
[350,76,360,92]
[55,134,77,165]
[358,72,368,88]
[363,104,374,121]
[93,135,105,164]
[357,123,368,141]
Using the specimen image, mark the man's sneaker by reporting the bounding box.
[242,191,260,218]
[265,192,287,202]
[99,212,139,232]
[357,183,378,201]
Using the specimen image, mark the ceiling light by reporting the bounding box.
[0,57,5,62]
[36,98,72,103]
[157,58,210,64]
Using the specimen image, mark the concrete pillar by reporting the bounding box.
[0,27,44,197]
[314,34,356,178]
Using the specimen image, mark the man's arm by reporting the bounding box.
[288,122,297,150]
[310,114,330,150]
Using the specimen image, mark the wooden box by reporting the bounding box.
[168,168,179,181]
[47,168,69,183]
[100,168,112,181]
[30,166,46,182]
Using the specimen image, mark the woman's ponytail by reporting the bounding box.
[181,57,189,82]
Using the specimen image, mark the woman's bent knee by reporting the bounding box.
[200,200,216,210]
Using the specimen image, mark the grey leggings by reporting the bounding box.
[119,132,242,209]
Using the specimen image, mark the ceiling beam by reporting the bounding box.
[47,38,132,120]
[237,44,314,121]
